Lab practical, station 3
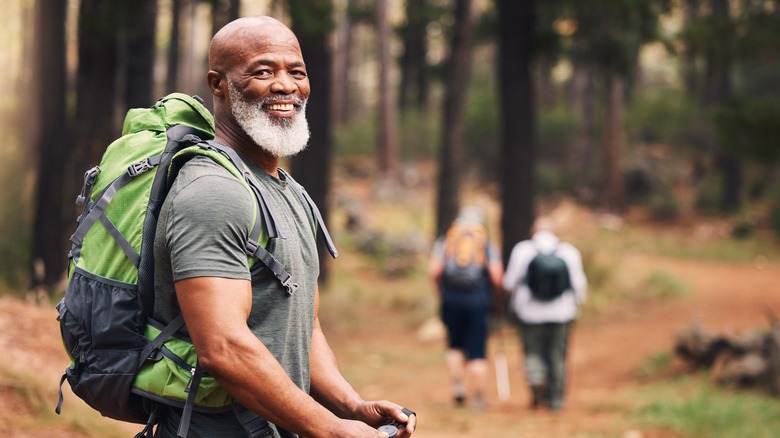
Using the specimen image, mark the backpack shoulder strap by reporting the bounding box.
[168,139,302,295]
[278,168,338,260]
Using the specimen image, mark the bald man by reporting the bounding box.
[151,16,416,437]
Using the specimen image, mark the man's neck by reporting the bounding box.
[214,125,280,178]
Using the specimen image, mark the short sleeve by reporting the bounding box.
[164,159,255,281]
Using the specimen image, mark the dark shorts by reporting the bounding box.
[440,302,488,360]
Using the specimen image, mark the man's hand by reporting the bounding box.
[351,401,417,437]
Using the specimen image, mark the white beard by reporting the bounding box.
[228,83,310,157]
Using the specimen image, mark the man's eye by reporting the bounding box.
[254,70,272,77]
[291,70,307,79]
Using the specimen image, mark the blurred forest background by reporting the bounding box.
[0,0,779,297]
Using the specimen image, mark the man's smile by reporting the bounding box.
[266,103,295,111]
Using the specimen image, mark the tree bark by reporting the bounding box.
[166,0,183,94]
[435,0,474,237]
[570,62,596,200]
[497,0,536,265]
[375,0,400,180]
[399,0,430,110]
[705,0,740,212]
[31,0,69,293]
[331,0,352,127]
[289,0,336,283]
[121,0,158,109]
[602,73,626,213]
[74,0,122,174]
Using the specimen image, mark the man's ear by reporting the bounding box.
[207,70,225,97]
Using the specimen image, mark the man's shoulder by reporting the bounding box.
[168,156,253,210]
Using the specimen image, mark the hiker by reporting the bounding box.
[152,16,416,437]
[503,216,587,411]
[429,207,504,409]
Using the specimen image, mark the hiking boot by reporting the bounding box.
[530,385,545,409]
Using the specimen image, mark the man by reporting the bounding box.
[502,216,587,411]
[429,207,504,409]
[152,16,416,437]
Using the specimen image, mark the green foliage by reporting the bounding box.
[334,116,378,158]
[638,378,780,438]
[531,105,579,196]
[644,269,690,299]
[464,66,499,180]
[637,352,673,379]
[646,191,680,221]
[625,88,710,151]
[569,0,671,76]
[715,96,780,163]
[400,107,440,160]
[287,0,335,36]
[537,104,578,161]
[695,173,727,214]
[770,200,780,238]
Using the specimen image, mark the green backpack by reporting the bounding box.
[55,93,337,437]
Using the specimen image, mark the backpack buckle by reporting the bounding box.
[280,274,298,295]
[127,159,153,177]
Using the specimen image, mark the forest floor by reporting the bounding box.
[2,175,780,438]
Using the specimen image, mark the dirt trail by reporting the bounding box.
[1,255,778,437]
[338,255,780,438]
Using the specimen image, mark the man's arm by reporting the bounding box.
[175,277,386,437]
[308,286,417,437]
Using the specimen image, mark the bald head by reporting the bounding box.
[209,16,301,73]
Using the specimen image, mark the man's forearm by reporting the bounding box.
[309,319,365,419]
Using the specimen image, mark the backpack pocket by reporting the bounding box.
[131,321,233,413]
[57,268,149,423]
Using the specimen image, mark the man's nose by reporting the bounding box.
[270,72,297,94]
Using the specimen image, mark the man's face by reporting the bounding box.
[227,34,311,157]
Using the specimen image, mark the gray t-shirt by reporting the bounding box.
[152,156,320,438]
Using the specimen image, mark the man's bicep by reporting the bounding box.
[175,276,253,344]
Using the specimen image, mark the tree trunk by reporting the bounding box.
[602,73,626,213]
[31,0,69,294]
[435,0,474,237]
[683,0,701,100]
[289,0,336,283]
[166,0,183,94]
[570,62,596,201]
[74,0,122,186]
[331,0,352,127]
[375,0,400,180]
[121,0,158,109]
[706,0,740,212]
[497,0,536,265]
[399,0,430,110]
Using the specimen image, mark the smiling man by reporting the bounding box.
[151,16,416,438]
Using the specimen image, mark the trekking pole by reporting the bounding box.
[494,318,511,402]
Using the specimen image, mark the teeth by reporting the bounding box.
[267,103,294,111]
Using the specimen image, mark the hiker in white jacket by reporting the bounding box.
[503,217,587,411]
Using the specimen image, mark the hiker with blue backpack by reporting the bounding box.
[503,216,587,411]
[57,16,415,438]
[429,207,504,410]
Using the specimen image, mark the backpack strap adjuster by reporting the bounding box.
[127,158,154,177]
